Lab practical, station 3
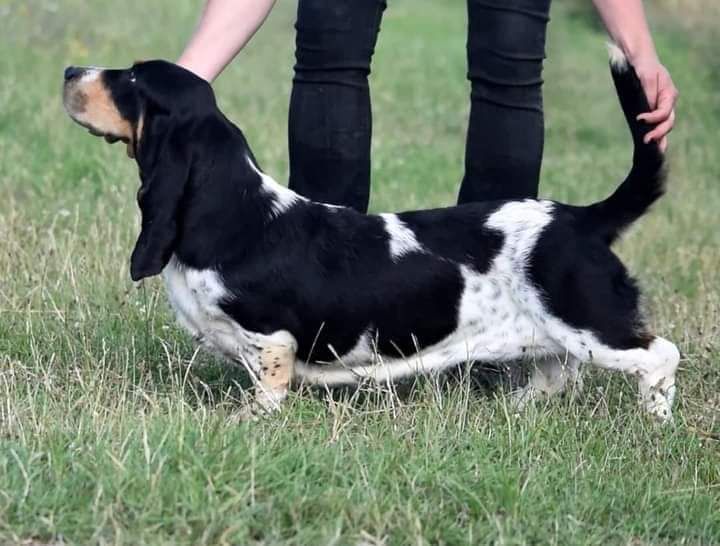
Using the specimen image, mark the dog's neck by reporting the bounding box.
[168,142,312,270]
[245,155,308,218]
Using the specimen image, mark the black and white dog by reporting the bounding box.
[62,45,679,421]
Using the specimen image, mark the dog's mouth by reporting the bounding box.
[67,112,135,158]
[77,120,129,144]
[63,82,131,147]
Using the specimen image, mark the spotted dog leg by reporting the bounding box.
[237,330,297,421]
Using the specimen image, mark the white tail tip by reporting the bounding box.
[607,42,629,71]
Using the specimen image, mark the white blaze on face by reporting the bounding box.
[78,68,102,84]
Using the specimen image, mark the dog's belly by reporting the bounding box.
[295,317,556,386]
[296,265,559,385]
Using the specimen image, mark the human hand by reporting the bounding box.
[632,55,678,153]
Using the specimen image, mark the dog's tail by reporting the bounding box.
[582,43,666,245]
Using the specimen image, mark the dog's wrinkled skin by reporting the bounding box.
[62,48,679,422]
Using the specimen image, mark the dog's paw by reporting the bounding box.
[641,385,675,424]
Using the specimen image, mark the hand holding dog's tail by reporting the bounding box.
[585,43,666,245]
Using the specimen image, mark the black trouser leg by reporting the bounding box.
[289,0,386,213]
[458,0,552,204]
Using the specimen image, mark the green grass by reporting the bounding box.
[1,1,719,544]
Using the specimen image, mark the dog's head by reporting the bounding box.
[63,60,216,156]
[63,61,220,281]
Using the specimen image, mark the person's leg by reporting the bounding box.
[458,0,552,204]
[289,0,386,213]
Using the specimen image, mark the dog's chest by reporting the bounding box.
[162,258,260,363]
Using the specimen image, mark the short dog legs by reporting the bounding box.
[237,330,297,420]
[514,337,679,422]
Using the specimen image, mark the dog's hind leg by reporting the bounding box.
[512,355,583,410]
[583,336,679,423]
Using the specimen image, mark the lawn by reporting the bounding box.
[1,1,719,544]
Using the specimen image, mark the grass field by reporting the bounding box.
[1,1,719,544]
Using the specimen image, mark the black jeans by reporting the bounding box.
[289,0,552,212]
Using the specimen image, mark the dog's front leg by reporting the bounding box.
[238,330,297,420]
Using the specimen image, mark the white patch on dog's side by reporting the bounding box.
[484,200,606,358]
[485,199,554,264]
[456,264,553,359]
[247,156,305,216]
[380,213,423,260]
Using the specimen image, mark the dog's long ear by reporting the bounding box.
[128,61,218,281]
[130,124,191,281]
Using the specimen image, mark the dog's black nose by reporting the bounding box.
[64,66,84,81]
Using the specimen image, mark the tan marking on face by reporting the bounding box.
[63,69,132,142]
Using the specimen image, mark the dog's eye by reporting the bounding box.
[129,71,137,84]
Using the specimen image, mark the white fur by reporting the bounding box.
[79,68,102,83]
[380,213,424,260]
[247,157,305,216]
[607,42,628,71]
